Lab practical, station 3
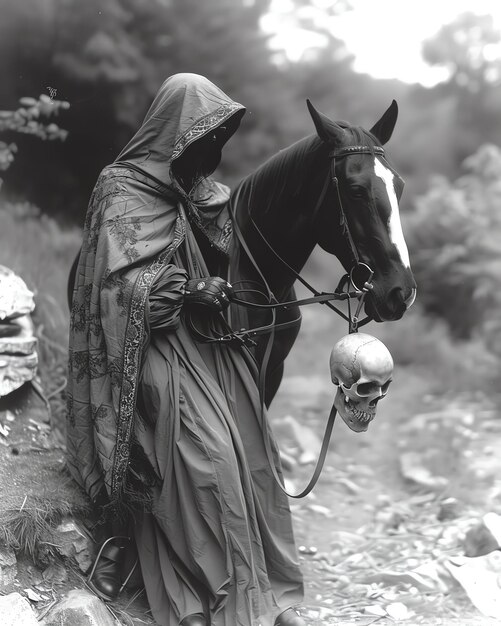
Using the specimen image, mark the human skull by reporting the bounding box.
[329,333,393,433]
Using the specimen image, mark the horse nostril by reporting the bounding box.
[388,286,405,309]
[388,286,416,312]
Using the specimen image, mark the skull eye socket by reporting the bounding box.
[381,380,392,395]
[356,379,392,397]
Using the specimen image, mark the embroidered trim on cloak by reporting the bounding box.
[185,200,233,255]
[171,102,243,162]
[111,212,186,499]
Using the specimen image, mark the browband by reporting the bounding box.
[330,145,385,158]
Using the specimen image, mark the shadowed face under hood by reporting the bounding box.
[115,73,246,190]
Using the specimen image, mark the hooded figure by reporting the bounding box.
[66,74,305,626]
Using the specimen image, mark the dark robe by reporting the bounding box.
[66,73,303,626]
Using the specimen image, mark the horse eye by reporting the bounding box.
[350,186,366,198]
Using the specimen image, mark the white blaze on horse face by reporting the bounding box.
[374,157,411,269]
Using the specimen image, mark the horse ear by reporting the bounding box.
[369,100,398,145]
[306,99,346,144]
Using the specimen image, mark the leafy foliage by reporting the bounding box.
[2,1,501,227]
[0,94,69,184]
[422,12,501,91]
[405,143,501,356]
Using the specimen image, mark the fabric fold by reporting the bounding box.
[67,73,303,626]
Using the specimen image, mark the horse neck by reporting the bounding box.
[233,135,327,296]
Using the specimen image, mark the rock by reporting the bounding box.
[399,451,449,490]
[42,561,69,584]
[437,497,461,521]
[0,546,17,587]
[0,592,39,626]
[0,266,38,397]
[464,513,501,557]
[41,589,119,626]
[53,518,95,573]
[0,351,38,397]
[0,313,38,397]
[0,266,35,321]
[282,415,322,465]
[400,408,475,432]
[446,552,501,619]
[0,315,37,355]
[375,509,404,531]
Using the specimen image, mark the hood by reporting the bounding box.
[115,73,246,189]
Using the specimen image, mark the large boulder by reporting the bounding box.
[0,592,39,626]
[0,265,35,321]
[0,266,37,397]
[41,589,119,626]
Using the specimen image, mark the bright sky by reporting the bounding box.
[263,0,501,86]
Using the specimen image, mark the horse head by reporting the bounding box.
[307,100,416,323]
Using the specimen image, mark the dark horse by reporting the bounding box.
[68,99,416,407]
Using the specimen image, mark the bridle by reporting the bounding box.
[188,143,388,498]
[188,143,386,344]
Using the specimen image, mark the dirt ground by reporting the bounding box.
[1,306,501,625]
[266,306,501,625]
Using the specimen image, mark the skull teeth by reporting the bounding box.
[351,409,372,423]
[343,398,374,423]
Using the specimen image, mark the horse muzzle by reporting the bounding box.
[365,284,416,322]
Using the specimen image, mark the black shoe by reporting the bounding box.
[180,615,207,626]
[87,536,137,601]
[274,608,307,626]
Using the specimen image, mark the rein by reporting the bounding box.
[190,143,384,498]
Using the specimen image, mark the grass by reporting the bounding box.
[0,200,80,344]
[0,200,81,434]
[0,497,75,563]
[0,200,87,563]
[0,425,91,564]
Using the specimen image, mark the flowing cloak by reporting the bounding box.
[66,74,303,626]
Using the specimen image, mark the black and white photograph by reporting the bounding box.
[0,1,501,624]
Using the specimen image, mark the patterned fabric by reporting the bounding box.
[115,72,246,255]
[66,74,246,501]
[66,74,304,625]
[66,165,186,500]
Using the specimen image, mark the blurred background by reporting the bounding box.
[1,0,501,394]
[2,3,501,621]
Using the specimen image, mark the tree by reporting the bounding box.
[422,12,501,92]
[0,95,69,187]
[0,0,290,219]
[420,12,501,170]
[404,143,501,355]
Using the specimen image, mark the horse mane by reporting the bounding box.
[234,119,393,230]
[256,134,323,182]
[246,122,383,212]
